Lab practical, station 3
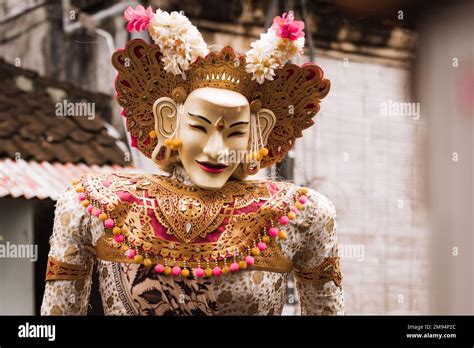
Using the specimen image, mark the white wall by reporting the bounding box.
[0,198,35,314]
[293,56,430,314]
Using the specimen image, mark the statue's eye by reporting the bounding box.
[228,131,246,137]
[189,124,207,133]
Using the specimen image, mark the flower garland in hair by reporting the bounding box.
[124,6,209,78]
[245,11,305,84]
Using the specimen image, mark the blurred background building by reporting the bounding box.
[0,0,472,315]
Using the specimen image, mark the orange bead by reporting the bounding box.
[164,139,173,146]
[98,213,108,221]
[149,130,157,139]
[278,230,287,239]
[300,187,309,194]
[71,178,80,185]
[238,260,248,269]
[262,236,270,244]
[259,147,269,157]
[204,268,213,277]
[164,266,172,276]
[222,266,230,274]
[287,211,296,220]
[134,255,143,263]
[81,200,90,207]
[112,227,121,235]
[75,186,84,193]
[181,268,190,277]
[295,202,304,210]
[251,247,260,256]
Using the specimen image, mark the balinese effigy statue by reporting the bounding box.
[41,6,343,315]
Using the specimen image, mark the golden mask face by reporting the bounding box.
[177,88,250,189]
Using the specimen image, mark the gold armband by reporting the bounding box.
[45,256,90,281]
[294,256,342,287]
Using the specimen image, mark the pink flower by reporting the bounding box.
[272,12,305,41]
[124,5,154,32]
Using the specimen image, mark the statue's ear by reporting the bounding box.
[151,97,178,167]
[242,108,276,176]
[257,108,276,146]
[152,97,178,140]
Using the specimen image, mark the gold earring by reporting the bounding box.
[164,138,182,150]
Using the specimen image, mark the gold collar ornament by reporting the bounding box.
[72,175,310,278]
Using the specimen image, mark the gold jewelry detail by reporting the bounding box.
[81,173,300,273]
[250,99,262,113]
[164,138,182,150]
[45,256,89,281]
[293,257,342,287]
[172,86,187,103]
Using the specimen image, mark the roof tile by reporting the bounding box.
[0,59,127,166]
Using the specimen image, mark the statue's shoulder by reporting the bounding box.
[80,172,153,184]
[255,179,336,227]
[77,172,168,204]
[297,187,336,231]
[80,172,168,190]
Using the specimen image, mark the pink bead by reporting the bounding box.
[86,205,94,214]
[102,180,111,187]
[279,216,289,225]
[291,207,299,213]
[114,234,124,243]
[104,219,115,229]
[125,249,136,259]
[93,208,102,217]
[298,195,308,204]
[194,267,205,278]
[257,242,267,251]
[154,264,165,273]
[230,262,240,272]
[268,227,279,237]
[172,266,182,276]
[212,266,222,276]
[78,192,86,201]
[118,192,131,201]
[245,256,255,266]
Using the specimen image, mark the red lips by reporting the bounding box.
[196,160,229,173]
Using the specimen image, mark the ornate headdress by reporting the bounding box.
[112,6,330,169]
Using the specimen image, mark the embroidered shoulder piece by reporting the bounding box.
[293,257,342,287]
[72,174,311,278]
[45,256,89,281]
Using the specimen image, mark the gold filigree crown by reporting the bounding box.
[186,47,256,100]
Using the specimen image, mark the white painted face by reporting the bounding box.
[177,88,251,189]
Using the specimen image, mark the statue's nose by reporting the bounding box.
[202,132,226,160]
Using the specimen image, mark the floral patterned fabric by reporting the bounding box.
[41,166,344,315]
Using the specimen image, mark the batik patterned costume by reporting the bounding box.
[41,166,343,315]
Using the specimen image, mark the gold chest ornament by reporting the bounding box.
[73,173,309,278]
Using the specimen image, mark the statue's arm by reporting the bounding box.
[41,185,94,315]
[292,190,344,315]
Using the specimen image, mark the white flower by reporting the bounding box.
[245,25,305,84]
[245,45,279,83]
[148,10,208,75]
